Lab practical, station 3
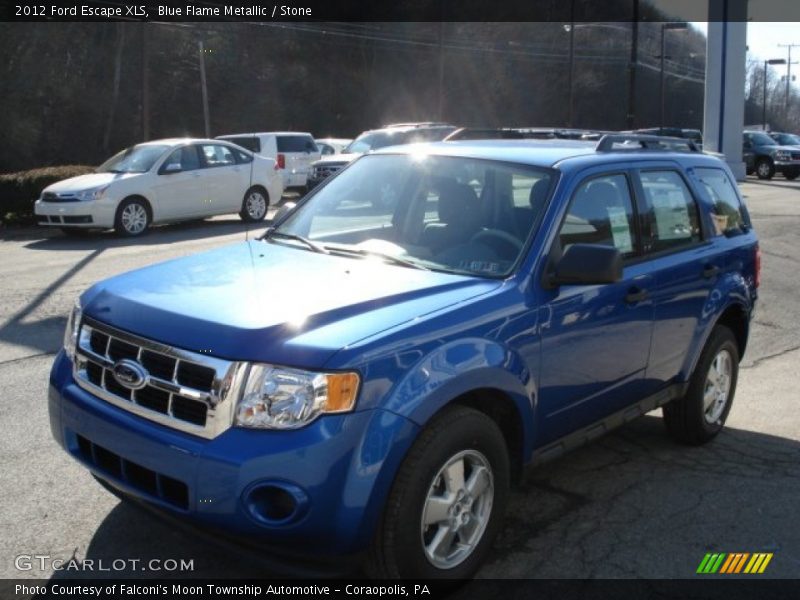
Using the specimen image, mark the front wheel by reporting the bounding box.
[663,325,739,445]
[114,198,150,236]
[756,158,775,180]
[366,406,510,579]
[240,187,269,222]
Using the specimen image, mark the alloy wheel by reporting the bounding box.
[246,191,267,219]
[121,203,147,235]
[420,449,494,570]
[703,349,732,424]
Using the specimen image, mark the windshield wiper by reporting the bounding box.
[260,228,328,254]
[324,244,429,270]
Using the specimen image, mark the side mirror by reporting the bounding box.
[551,244,622,286]
[162,163,182,174]
[273,201,297,223]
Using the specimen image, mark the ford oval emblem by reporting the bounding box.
[111,359,148,390]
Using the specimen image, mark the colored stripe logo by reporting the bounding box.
[697,552,773,574]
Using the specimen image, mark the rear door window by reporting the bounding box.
[693,167,749,235]
[277,135,315,152]
[199,144,236,168]
[232,148,253,164]
[637,170,702,253]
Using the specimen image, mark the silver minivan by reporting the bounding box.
[216,131,321,190]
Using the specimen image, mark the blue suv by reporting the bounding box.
[49,135,759,578]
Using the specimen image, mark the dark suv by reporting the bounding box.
[49,134,757,579]
[743,130,800,180]
[307,123,457,189]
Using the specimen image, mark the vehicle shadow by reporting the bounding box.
[47,416,799,579]
[0,248,106,357]
[743,178,800,192]
[17,217,275,252]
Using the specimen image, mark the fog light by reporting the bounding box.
[243,482,308,526]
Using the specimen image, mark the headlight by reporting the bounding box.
[76,186,108,202]
[774,150,791,161]
[236,365,360,430]
[63,299,82,361]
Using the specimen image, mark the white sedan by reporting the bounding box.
[34,138,284,236]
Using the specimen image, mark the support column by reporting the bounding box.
[703,0,748,180]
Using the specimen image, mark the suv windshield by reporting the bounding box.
[344,131,409,154]
[97,144,170,173]
[773,133,800,145]
[748,132,776,146]
[275,153,553,277]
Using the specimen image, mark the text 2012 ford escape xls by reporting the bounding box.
[49,135,758,578]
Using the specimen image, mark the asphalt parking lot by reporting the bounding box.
[1,179,798,580]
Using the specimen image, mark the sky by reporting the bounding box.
[647,0,800,66]
[690,21,800,66]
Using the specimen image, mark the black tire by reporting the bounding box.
[366,406,510,579]
[755,158,775,180]
[60,228,91,237]
[114,198,151,237]
[240,187,269,222]
[784,171,799,181]
[663,326,739,445]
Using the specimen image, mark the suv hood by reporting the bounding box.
[312,153,360,167]
[81,241,501,367]
[44,172,141,193]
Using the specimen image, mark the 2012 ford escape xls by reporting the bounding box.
[48,135,758,578]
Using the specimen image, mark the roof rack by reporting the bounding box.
[382,122,453,129]
[443,127,525,141]
[596,134,699,153]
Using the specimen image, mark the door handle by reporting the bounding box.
[703,264,720,279]
[625,287,648,304]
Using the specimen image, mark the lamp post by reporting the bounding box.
[763,58,787,130]
[660,22,688,133]
[565,0,575,127]
[564,22,632,128]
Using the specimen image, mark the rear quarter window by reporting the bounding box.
[694,167,749,235]
[637,170,702,253]
[222,137,260,153]
[277,135,315,152]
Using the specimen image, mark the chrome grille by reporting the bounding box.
[42,191,80,202]
[73,317,248,439]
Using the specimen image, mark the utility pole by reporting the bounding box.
[659,22,688,133]
[437,22,445,121]
[141,25,150,141]
[626,0,639,130]
[566,0,575,128]
[777,43,800,110]
[198,40,211,138]
[763,58,787,130]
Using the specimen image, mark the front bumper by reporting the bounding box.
[280,171,309,189]
[48,350,419,557]
[774,159,800,173]
[34,200,115,228]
